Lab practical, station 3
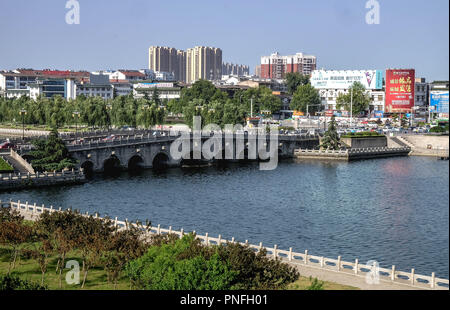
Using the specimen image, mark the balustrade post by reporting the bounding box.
[288,247,292,261]
[431,272,435,289]
[245,240,248,246]
[273,244,277,259]
[17,200,21,210]
[411,269,415,285]
[114,217,118,228]
[355,259,359,274]
[391,265,395,281]
[337,256,341,271]
[157,224,161,235]
[218,235,222,245]
[205,233,209,245]
[180,228,184,237]
[304,250,308,265]
[320,257,324,268]
[231,237,235,243]
[169,226,172,234]
[259,242,263,252]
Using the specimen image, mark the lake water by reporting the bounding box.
[1,156,448,279]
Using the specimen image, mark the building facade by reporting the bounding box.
[222,62,250,76]
[186,46,222,84]
[260,52,317,79]
[133,82,182,100]
[76,74,113,100]
[414,78,429,116]
[311,70,384,112]
[148,46,187,82]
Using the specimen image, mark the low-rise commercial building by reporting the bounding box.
[76,74,113,100]
[133,82,182,100]
[311,69,384,113]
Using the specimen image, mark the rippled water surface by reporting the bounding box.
[1,156,448,278]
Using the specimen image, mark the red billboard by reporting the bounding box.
[385,69,415,113]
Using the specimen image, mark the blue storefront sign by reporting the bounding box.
[374,111,384,118]
[430,91,449,113]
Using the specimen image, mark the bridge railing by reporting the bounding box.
[4,199,448,290]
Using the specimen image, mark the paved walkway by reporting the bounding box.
[287,260,430,290]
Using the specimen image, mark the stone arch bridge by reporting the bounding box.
[65,132,320,173]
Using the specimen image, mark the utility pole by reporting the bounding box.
[350,87,353,127]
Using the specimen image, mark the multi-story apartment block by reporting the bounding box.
[186,46,222,84]
[149,46,186,82]
[260,52,317,79]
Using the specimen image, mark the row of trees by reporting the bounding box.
[0,89,165,129]
[0,206,299,290]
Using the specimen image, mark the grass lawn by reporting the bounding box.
[0,245,130,290]
[287,276,358,290]
[0,157,14,172]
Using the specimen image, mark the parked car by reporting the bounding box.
[0,141,16,150]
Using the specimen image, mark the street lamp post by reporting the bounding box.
[106,104,112,131]
[72,111,80,136]
[19,109,27,142]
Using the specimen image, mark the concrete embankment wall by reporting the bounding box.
[341,136,387,149]
[0,171,86,191]
[3,200,448,290]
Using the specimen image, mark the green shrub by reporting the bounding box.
[125,234,236,290]
[0,274,48,290]
[0,157,13,172]
[125,234,299,290]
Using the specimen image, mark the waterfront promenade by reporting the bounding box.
[4,199,448,290]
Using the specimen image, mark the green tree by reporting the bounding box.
[29,128,78,172]
[286,72,310,95]
[290,84,321,113]
[336,82,372,116]
[320,116,342,150]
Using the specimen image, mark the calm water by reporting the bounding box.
[1,157,449,279]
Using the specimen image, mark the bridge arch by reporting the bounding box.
[152,152,170,170]
[103,155,121,174]
[128,154,145,171]
[80,160,94,177]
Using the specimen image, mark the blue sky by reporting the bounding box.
[0,0,448,80]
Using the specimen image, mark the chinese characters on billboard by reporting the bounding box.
[385,69,415,113]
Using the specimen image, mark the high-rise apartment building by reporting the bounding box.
[260,52,317,79]
[186,46,222,84]
[149,46,222,83]
[149,46,185,82]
